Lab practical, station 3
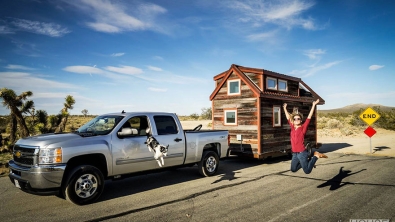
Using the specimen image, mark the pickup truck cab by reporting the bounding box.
[8,112,229,205]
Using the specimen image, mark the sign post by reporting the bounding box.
[359,107,381,154]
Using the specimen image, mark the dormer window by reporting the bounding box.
[266,77,288,92]
[278,80,288,92]
[267,77,277,90]
[227,79,241,95]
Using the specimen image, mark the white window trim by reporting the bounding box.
[266,77,277,90]
[227,79,241,95]
[273,106,281,127]
[278,79,288,92]
[224,110,237,125]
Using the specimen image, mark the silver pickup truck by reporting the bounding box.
[8,112,229,205]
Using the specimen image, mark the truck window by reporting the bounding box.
[123,116,150,136]
[153,115,178,135]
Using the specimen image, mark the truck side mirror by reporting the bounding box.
[117,128,138,137]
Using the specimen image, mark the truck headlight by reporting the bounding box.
[39,148,62,164]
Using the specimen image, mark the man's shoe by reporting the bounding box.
[314,151,328,158]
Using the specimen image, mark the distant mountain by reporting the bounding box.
[318,103,395,114]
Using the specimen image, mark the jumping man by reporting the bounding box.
[283,99,328,174]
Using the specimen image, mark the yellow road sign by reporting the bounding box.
[359,107,381,126]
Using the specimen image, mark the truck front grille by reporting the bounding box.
[13,145,39,167]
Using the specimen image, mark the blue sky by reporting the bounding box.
[1,0,394,116]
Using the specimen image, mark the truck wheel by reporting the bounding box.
[64,165,104,205]
[198,151,219,177]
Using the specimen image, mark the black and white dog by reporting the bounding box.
[145,128,169,167]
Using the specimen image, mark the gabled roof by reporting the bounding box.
[209,64,325,104]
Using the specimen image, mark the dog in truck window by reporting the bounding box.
[145,128,169,167]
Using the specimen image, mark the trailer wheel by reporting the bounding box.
[198,151,219,177]
[64,165,104,205]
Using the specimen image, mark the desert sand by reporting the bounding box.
[180,121,395,157]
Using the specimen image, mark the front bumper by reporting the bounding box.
[8,160,66,194]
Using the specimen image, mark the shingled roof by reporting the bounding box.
[209,64,325,104]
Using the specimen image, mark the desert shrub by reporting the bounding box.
[317,116,329,129]
[189,113,199,120]
[339,126,355,136]
[326,119,343,129]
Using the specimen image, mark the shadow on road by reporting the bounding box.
[317,167,366,190]
[99,156,273,203]
[373,146,391,153]
[318,143,353,153]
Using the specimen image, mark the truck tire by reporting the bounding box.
[64,165,105,205]
[198,151,219,177]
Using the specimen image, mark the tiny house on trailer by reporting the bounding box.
[209,64,325,159]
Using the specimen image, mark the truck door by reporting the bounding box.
[152,115,185,167]
[112,115,157,175]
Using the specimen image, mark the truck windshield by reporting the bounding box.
[77,115,124,135]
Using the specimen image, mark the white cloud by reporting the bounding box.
[111,52,125,57]
[5,64,36,70]
[64,0,167,33]
[147,66,163,72]
[0,25,14,34]
[303,49,326,60]
[0,71,78,90]
[10,18,70,37]
[290,60,342,77]
[369,65,384,71]
[63,66,104,74]
[104,65,143,75]
[148,87,167,92]
[246,30,279,42]
[226,0,318,30]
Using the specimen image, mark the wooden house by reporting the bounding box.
[209,64,325,159]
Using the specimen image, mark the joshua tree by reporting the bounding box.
[35,110,48,126]
[55,95,75,133]
[81,109,89,117]
[0,88,33,143]
[35,110,48,133]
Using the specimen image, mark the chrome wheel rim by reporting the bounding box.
[206,156,217,173]
[75,174,98,198]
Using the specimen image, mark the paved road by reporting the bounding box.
[1,152,394,222]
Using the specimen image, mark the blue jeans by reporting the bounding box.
[291,150,318,174]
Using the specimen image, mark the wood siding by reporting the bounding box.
[260,98,317,154]
[244,72,262,91]
[212,73,259,153]
[211,65,321,159]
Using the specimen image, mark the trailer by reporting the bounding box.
[210,64,324,159]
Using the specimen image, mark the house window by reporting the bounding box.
[224,110,237,125]
[227,79,240,95]
[267,77,277,90]
[273,106,281,127]
[278,80,288,92]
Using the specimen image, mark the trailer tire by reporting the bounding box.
[64,165,104,205]
[198,151,219,177]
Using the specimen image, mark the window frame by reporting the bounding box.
[227,79,241,95]
[273,106,281,127]
[266,77,277,90]
[278,79,288,92]
[224,109,238,126]
[153,115,179,135]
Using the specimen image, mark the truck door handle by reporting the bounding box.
[174,138,182,142]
